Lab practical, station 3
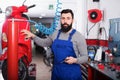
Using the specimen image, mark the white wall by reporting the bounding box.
[86,0,101,39]
[0,0,80,27]
[86,0,120,40]
[75,0,87,36]
[0,0,120,39]
[0,0,78,18]
[100,0,120,38]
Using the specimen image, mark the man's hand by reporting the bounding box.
[21,29,36,39]
[64,56,77,64]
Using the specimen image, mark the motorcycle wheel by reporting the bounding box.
[1,59,28,80]
[43,54,53,67]
[43,55,51,66]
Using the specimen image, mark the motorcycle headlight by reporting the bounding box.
[5,6,12,17]
[2,33,7,42]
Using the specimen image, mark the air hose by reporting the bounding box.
[29,0,62,35]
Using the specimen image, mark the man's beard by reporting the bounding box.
[61,23,72,32]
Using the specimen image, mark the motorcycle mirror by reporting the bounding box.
[0,8,2,13]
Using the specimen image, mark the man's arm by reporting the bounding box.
[33,36,52,47]
[21,29,53,47]
[76,34,88,64]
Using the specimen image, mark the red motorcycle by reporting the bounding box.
[0,3,35,80]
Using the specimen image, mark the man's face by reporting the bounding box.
[60,13,73,32]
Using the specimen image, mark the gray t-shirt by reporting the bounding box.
[33,28,88,64]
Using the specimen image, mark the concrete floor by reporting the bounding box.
[32,48,52,80]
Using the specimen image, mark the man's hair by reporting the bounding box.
[61,9,74,19]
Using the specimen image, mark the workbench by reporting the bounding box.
[80,61,120,80]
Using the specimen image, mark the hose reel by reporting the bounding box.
[88,9,102,23]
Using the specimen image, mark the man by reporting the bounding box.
[21,9,88,80]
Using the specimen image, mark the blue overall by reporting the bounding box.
[51,29,82,80]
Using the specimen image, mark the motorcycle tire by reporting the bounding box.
[43,54,53,67]
[1,59,28,80]
[43,56,51,66]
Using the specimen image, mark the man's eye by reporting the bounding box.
[67,17,71,20]
[61,18,65,20]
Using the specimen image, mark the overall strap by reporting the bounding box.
[56,29,76,40]
[56,30,61,39]
[68,29,76,41]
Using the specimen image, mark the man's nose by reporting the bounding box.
[64,19,68,23]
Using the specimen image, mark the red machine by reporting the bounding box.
[0,4,35,80]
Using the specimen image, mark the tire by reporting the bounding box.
[43,54,53,67]
[43,55,51,66]
[2,59,28,80]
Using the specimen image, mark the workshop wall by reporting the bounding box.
[86,0,120,40]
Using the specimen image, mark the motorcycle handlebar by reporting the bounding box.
[27,4,36,9]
